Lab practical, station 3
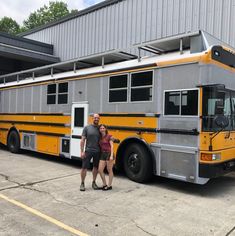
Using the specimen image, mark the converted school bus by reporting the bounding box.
[0,31,235,184]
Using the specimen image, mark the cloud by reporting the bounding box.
[0,0,104,25]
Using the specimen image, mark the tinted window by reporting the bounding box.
[109,74,128,102]
[181,90,198,115]
[47,83,68,105]
[109,90,127,102]
[109,75,127,89]
[131,88,152,101]
[130,71,153,102]
[131,71,153,87]
[58,83,68,93]
[165,91,180,115]
[74,108,84,127]
[58,94,68,104]
[47,95,56,104]
[47,84,56,94]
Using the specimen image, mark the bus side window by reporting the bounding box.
[181,90,198,116]
[164,91,180,115]
[165,89,198,116]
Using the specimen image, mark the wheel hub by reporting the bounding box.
[128,153,141,174]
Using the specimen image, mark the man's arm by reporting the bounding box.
[80,136,86,158]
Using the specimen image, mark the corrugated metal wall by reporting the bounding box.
[24,0,235,61]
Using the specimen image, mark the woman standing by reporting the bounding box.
[98,124,114,190]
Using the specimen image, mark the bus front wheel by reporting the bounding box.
[7,130,20,153]
[124,143,152,183]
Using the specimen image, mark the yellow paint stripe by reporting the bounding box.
[0,193,89,236]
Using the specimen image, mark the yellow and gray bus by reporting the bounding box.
[1,31,235,184]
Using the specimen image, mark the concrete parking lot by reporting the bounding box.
[0,147,234,236]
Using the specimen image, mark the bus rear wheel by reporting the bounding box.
[124,143,152,183]
[7,130,20,153]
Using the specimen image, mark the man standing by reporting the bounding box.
[80,113,100,191]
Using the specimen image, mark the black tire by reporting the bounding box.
[7,130,20,153]
[124,143,152,183]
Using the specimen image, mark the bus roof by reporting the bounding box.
[0,49,205,89]
[1,30,235,89]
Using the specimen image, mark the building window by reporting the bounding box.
[130,71,153,102]
[164,89,198,116]
[47,83,68,105]
[109,74,128,102]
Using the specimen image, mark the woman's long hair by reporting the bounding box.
[99,124,108,136]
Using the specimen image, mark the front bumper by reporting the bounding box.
[199,159,235,178]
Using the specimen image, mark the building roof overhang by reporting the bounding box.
[0,32,60,75]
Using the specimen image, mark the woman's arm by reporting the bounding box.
[109,139,114,160]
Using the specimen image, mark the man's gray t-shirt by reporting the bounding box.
[82,124,100,152]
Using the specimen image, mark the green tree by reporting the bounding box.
[23,1,71,30]
[0,17,20,35]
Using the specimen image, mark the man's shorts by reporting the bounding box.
[82,151,100,169]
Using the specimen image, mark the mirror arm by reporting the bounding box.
[209,127,225,151]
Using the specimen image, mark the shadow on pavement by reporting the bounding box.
[1,144,234,197]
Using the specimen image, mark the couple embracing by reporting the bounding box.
[80,113,114,191]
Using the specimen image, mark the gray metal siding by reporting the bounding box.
[2,61,234,116]
[23,0,235,61]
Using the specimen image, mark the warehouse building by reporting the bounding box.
[20,0,235,61]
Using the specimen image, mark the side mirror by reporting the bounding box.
[214,115,229,129]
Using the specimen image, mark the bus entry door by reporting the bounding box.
[70,103,88,159]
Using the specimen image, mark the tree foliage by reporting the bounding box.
[0,1,77,35]
[23,1,72,31]
[0,17,20,35]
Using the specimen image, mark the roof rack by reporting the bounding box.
[0,50,137,85]
[1,30,233,86]
[136,30,234,60]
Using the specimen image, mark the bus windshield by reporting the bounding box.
[202,85,235,132]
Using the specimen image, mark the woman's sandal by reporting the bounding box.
[103,186,112,191]
[102,185,107,190]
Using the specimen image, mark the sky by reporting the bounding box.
[0,0,104,25]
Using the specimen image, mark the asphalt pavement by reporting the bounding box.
[0,147,235,236]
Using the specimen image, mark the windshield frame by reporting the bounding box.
[202,85,234,132]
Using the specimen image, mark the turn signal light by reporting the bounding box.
[201,153,212,161]
[201,153,221,161]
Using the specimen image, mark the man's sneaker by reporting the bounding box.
[80,183,85,191]
[92,181,99,190]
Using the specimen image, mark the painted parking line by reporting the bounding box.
[0,193,89,236]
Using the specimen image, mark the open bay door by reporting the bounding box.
[70,102,89,159]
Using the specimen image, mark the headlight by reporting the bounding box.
[212,153,221,161]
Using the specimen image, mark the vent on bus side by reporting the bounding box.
[22,133,36,150]
[61,138,70,153]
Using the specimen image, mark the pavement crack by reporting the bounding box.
[82,206,113,217]
[22,185,77,207]
[0,172,79,192]
[22,173,79,186]
[131,220,157,236]
[0,173,21,186]
[226,226,235,236]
